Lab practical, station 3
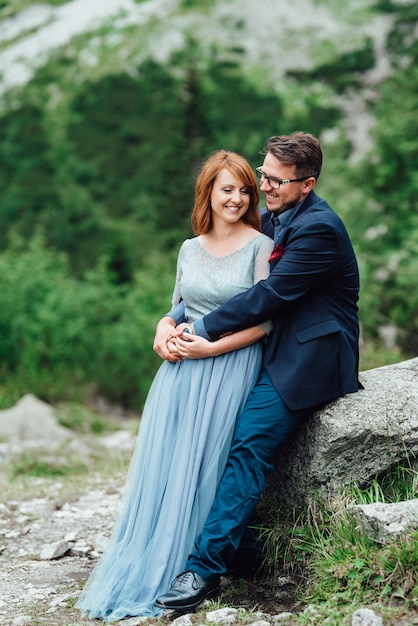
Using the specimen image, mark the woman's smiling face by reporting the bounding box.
[210,167,251,225]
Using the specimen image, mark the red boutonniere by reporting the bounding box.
[269,244,286,263]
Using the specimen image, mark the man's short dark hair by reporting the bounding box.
[262,132,323,180]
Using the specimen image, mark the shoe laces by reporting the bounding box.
[174,570,198,588]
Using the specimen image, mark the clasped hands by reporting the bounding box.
[153,317,212,362]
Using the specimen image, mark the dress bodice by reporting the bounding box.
[172,234,273,322]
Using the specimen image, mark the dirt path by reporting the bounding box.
[0,465,296,625]
[0,474,123,624]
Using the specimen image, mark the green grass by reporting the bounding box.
[10,450,88,479]
[347,462,418,504]
[257,463,418,623]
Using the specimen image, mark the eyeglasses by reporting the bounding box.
[255,167,311,189]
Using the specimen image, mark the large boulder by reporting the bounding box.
[269,358,418,507]
[0,393,71,442]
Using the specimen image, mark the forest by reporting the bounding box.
[0,0,417,410]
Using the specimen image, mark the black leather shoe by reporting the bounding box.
[155,570,220,611]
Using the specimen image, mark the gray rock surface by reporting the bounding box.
[40,540,72,561]
[352,608,384,626]
[270,358,418,506]
[0,394,71,442]
[349,499,418,544]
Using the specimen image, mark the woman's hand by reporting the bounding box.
[164,324,196,359]
[174,334,215,360]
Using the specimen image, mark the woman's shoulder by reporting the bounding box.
[257,232,274,243]
[177,237,204,261]
[250,231,274,250]
[179,237,198,250]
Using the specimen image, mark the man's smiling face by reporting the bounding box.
[259,152,313,214]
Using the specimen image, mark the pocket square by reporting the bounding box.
[269,244,286,263]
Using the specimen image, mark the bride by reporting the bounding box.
[76,149,273,621]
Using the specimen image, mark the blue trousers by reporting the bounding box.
[186,365,311,578]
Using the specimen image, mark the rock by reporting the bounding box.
[206,608,238,623]
[272,613,294,623]
[269,358,418,506]
[273,576,298,601]
[303,604,320,617]
[0,394,71,442]
[39,540,71,560]
[352,608,383,625]
[11,616,32,625]
[172,615,194,626]
[349,499,418,543]
[48,591,79,608]
[93,533,109,553]
[18,498,55,517]
[69,540,91,557]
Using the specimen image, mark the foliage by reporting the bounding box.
[293,505,418,610]
[0,30,367,406]
[0,105,62,250]
[0,1,417,408]
[258,465,418,620]
[0,231,112,400]
[93,248,177,407]
[358,339,404,373]
[353,3,418,354]
[287,37,375,94]
[0,40,351,277]
[179,0,212,10]
[0,232,176,409]
[67,62,194,229]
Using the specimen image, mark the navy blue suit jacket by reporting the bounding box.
[200,190,361,411]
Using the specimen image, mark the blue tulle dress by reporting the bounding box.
[76,234,273,621]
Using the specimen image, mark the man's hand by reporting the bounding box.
[153,316,180,362]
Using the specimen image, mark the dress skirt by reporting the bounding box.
[76,342,262,621]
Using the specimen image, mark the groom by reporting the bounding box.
[153,132,361,611]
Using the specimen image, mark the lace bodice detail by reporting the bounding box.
[172,234,274,322]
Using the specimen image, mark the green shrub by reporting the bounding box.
[0,231,176,409]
